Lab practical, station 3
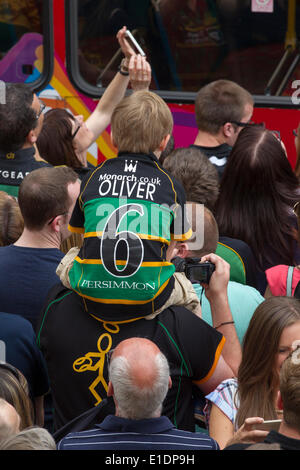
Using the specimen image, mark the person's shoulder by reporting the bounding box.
[0,244,12,252]
[0,244,15,258]
[223,442,252,450]
[0,311,32,326]
[157,305,216,332]
[265,264,289,276]
[218,236,255,257]
[158,304,202,321]
[32,159,53,168]
[45,283,73,302]
[227,281,264,301]
[205,377,238,402]
[170,428,219,449]
[0,311,35,335]
[159,165,187,199]
[191,143,231,156]
[212,377,238,392]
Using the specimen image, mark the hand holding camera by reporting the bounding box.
[199,253,230,302]
[172,256,215,284]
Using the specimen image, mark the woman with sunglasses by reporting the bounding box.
[214,124,300,296]
[37,27,151,179]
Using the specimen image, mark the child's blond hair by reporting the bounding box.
[111,90,173,154]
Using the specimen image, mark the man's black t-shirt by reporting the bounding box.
[189,143,232,179]
[37,284,225,432]
[0,146,51,196]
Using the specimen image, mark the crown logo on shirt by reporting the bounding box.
[6,153,15,159]
[124,160,137,173]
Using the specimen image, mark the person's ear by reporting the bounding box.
[26,129,37,145]
[158,134,170,152]
[48,214,64,233]
[110,130,116,148]
[222,122,235,138]
[176,242,190,259]
[107,381,114,397]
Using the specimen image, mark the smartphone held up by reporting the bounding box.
[125,30,146,57]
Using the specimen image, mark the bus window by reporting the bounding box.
[0,0,51,87]
[76,0,151,88]
[72,0,300,99]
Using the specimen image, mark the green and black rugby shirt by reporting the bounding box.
[68,152,192,316]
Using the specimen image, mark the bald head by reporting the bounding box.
[112,338,162,389]
[109,338,171,420]
[0,399,20,441]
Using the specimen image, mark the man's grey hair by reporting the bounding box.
[109,351,170,420]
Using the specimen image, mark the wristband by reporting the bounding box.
[118,58,129,76]
[118,68,129,76]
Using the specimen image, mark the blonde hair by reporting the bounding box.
[111,90,173,154]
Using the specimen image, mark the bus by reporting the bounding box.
[0,0,300,168]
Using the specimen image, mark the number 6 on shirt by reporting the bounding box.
[100,203,145,278]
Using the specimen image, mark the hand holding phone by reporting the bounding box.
[125,30,146,56]
[255,419,282,432]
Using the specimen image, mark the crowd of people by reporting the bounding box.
[0,26,300,452]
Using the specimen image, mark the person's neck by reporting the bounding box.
[75,149,87,167]
[153,149,162,160]
[14,228,61,249]
[194,130,225,147]
[278,421,300,440]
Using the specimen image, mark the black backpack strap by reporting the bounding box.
[53,397,115,443]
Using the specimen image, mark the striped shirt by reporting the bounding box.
[205,378,239,431]
[57,415,219,450]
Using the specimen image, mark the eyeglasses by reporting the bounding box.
[71,121,81,139]
[229,120,261,128]
[293,201,300,218]
[36,99,46,119]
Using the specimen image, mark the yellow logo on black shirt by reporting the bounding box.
[73,322,119,405]
[6,153,15,159]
